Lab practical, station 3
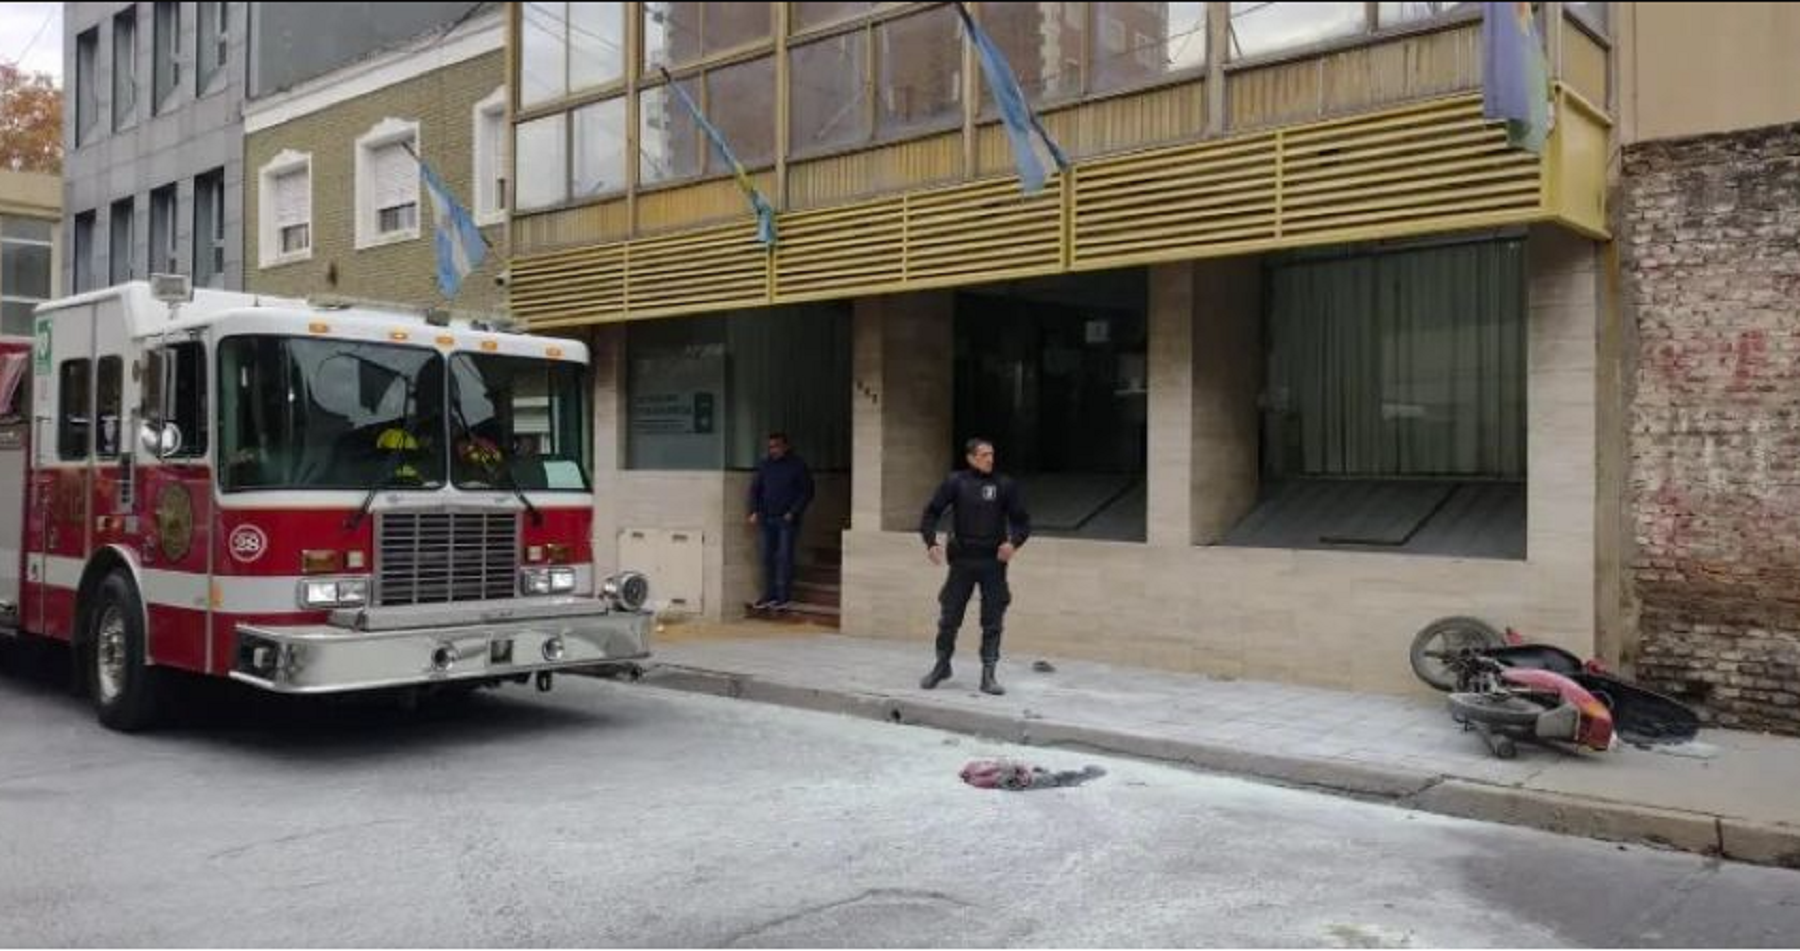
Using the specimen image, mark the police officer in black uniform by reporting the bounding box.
[918,438,1031,695]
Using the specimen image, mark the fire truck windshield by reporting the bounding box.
[448,353,591,492]
[218,335,447,492]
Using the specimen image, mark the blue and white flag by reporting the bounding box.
[1482,2,1552,154]
[421,159,488,299]
[953,2,1070,194]
[659,67,777,246]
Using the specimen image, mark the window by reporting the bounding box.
[876,7,962,140]
[1,216,55,336]
[149,184,180,274]
[520,2,626,108]
[109,199,136,284]
[794,2,876,31]
[153,1,181,113]
[644,2,770,69]
[144,341,207,459]
[76,28,100,145]
[1564,1,1608,34]
[59,359,92,460]
[218,337,441,491]
[1377,2,1474,27]
[450,354,592,491]
[703,57,775,175]
[96,356,124,458]
[625,304,851,471]
[573,97,628,199]
[789,34,867,156]
[638,79,702,186]
[113,9,139,131]
[1091,3,1207,94]
[258,151,311,267]
[1261,241,1526,481]
[514,114,569,211]
[73,212,97,293]
[473,89,508,223]
[197,1,228,93]
[355,119,421,247]
[980,2,1084,107]
[193,170,226,288]
[1228,2,1367,59]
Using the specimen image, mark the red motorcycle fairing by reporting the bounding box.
[1500,667,1615,751]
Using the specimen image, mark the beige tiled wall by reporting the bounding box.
[842,229,1603,695]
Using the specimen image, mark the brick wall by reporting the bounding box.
[1622,121,1800,732]
[243,50,504,312]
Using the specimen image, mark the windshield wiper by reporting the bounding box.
[346,383,425,531]
[450,398,542,527]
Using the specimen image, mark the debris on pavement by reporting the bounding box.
[960,759,1106,791]
[1032,660,1057,673]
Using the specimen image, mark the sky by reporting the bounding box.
[0,3,62,84]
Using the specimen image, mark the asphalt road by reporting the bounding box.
[3,644,1799,948]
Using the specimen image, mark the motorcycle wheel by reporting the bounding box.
[1409,615,1506,692]
[1447,692,1544,729]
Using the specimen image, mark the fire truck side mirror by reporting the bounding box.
[139,420,183,459]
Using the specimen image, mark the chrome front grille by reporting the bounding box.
[376,512,519,606]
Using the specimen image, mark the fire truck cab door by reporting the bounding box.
[29,302,97,637]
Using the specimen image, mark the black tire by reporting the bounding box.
[87,572,166,733]
[1447,692,1543,729]
[1409,615,1506,691]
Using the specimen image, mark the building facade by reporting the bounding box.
[241,11,506,312]
[1615,3,1800,731]
[63,1,250,294]
[61,2,488,296]
[0,170,62,337]
[503,1,1615,694]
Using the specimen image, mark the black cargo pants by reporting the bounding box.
[935,547,1010,664]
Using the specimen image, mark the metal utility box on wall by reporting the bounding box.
[617,527,704,615]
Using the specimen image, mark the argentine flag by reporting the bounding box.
[421,160,488,299]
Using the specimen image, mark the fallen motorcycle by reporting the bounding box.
[1409,616,1701,758]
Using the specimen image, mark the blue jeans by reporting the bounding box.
[759,517,799,603]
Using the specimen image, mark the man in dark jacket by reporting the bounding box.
[748,432,814,609]
[918,438,1031,695]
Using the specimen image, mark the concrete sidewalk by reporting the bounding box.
[634,627,1800,869]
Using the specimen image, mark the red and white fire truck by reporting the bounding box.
[0,277,652,731]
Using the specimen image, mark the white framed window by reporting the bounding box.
[257,150,312,268]
[472,86,507,226]
[354,118,421,249]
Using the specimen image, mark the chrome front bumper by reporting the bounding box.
[231,597,653,694]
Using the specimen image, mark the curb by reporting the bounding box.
[636,664,1800,870]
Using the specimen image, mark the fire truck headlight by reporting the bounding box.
[548,568,576,593]
[520,568,553,596]
[299,578,369,609]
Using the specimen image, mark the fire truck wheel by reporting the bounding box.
[88,572,166,733]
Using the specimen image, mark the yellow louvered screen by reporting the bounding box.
[510,243,625,328]
[510,90,1607,327]
[775,198,906,301]
[903,178,1062,286]
[624,222,770,318]
[1072,134,1281,266]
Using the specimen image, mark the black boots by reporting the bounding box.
[921,657,1004,695]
